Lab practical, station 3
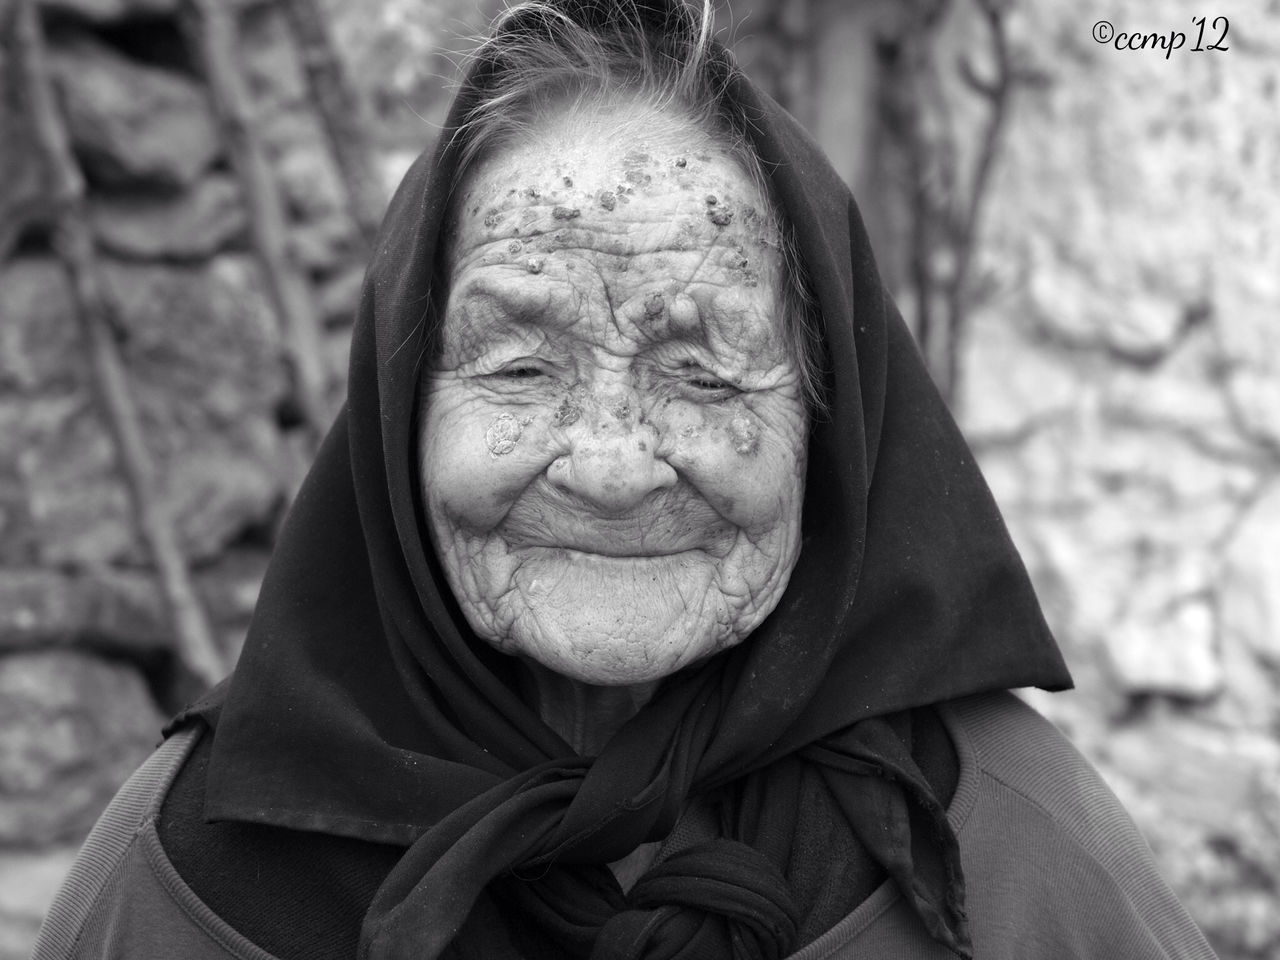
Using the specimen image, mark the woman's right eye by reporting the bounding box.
[482,360,555,385]
[500,365,545,379]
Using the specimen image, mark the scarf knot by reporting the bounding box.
[589,840,799,960]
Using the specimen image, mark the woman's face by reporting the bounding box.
[419,113,807,686]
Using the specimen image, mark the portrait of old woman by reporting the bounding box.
[33,1,1220,958]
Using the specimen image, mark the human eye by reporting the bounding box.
[478,356,560,392]
[677,362,739,399]
[495,361,550,380]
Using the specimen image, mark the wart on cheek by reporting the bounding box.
[553,381,587,428]
[485,413,533,456]
[730,413,760,456]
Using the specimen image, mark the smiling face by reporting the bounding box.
[419,106,807,686]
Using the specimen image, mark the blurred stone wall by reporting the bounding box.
[0,0,366,954]
[1,1,1276,958]
[952,1,1280,956]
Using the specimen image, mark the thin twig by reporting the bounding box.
[941,0,1013,405]
[181,0,336,445]
[278,0,385,246]
[15,0,227,688]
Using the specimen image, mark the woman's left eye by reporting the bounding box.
[690,375,731,390]
[678,364,737,395]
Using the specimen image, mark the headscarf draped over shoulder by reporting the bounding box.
[183,3,1071,958]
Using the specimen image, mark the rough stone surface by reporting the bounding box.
[49,33,221,189]
[0,259,83,394]
[0,6,369,957]
[267,111,358,270]
[957,2,1280,956]
[89,175,248,261]
[0,568,168,652]
[0,260,134,566]
[0,256,290,567]
[0,651,163,848]
[239,3,309,112]
[101,258,291,561]
[0,845,79,960]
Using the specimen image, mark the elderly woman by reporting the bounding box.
[36,2,1218,959]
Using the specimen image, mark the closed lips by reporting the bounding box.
[499,486,734,558]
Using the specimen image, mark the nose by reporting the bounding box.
[548,396,677,513]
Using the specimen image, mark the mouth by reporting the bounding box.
[521,540,699,559]
[499,484,734,558]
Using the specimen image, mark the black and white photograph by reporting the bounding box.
[0,0,1273,957]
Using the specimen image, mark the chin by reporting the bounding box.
[483,578,741,686]
[469,549,732,684]
[514,627,735,686]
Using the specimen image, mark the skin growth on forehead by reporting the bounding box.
[450,117,782,277]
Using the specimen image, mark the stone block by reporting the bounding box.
[1221,485,1280,671]
[89,175,248,261]
[0,260,83,393]
[9,396,136,569]
[239,3,308,111]
[0,568,169,653]
[99,258,291,560]
[290,215,356,274]
[2,257,290,566]
[0,651,163,847]
[49,33,220,189]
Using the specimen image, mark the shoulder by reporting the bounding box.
[943,691,1134,852]
[938,692,1218,960]
[31,725,279,960]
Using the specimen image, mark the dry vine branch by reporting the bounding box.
[14,0,227,688]
[885,0,1016,408]
[939,0,1013,406]
[279,0,385,247]
[181,0,336,446]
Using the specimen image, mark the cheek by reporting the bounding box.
[652,400,806,535]
[420,398,555,534]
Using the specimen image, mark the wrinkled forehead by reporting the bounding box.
[427,101,796,373]
[444,101,782,261]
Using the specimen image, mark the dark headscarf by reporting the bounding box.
[185,3,1070,958]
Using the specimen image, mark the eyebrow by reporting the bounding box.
[450,274,563,329]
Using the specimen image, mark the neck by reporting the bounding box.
[519,661,659,756]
